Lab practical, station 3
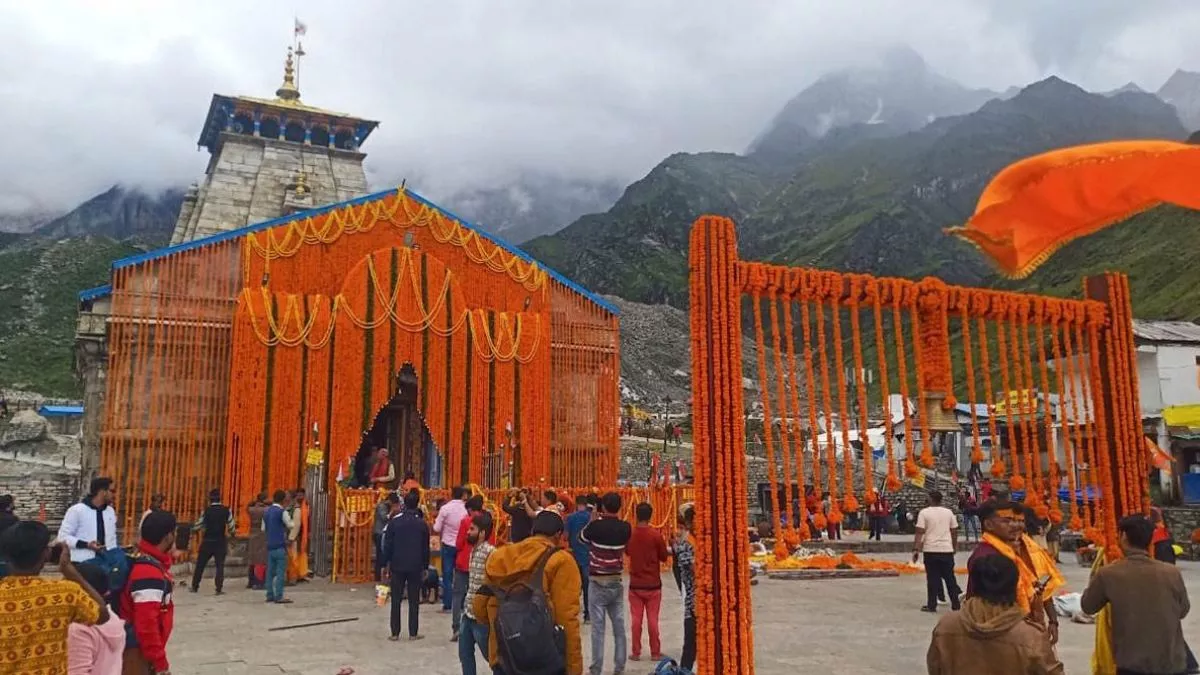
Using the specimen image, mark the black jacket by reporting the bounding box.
[381,509,430,573]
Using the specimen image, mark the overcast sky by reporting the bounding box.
[2,0,1199,214]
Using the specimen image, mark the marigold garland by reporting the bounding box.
[909,301,935,469]
[768,294,797,544]
[798,290,825,504]
[959,304,985,466]
[1055,315,1083,530]
[976,316,1006,479]
[871,282,901,493]
[1034,305,1058,520]
[890,282,920,480]
[749,281,784,546]
[688,217,754,674]
[781,297,811,540]
[814,293,842,513]
[848,280,875,503]
[829,294,857,513]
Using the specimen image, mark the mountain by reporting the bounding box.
[1103,82,1145,97]
[32,186,182,245]
[0,237,144,395]
[530,76,1190,312]
[0,187,180,396]
[1157,69,1200,132]
[748,46,1002,164]
[441,175,623,245]
[525,152,788,307]
[0,210,58,234]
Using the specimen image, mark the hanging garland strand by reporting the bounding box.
[872,280,901,492]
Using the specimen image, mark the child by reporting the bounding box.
[68,563,126,675]
[421,565,441,604]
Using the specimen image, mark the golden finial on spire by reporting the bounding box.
[275,46,301,102]
[293,169,309,196]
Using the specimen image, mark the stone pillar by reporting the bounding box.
[74,308,109,488]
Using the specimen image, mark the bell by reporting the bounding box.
[923,392,961,432]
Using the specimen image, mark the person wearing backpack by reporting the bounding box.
[474,510,582,675]
[580,492,632,675]
[118,509,177,675]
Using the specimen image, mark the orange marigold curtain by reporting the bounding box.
[947,140,1200,278]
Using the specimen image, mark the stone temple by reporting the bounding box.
[73,47,621,539]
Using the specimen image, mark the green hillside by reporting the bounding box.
[529,78,1198,320]
[0,237,143,395]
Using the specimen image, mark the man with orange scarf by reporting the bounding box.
[966,501,1063,645]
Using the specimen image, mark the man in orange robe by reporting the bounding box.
[287,488,311,583]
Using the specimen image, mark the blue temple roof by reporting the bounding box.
[197,93,381,153]
[84,186,618,316]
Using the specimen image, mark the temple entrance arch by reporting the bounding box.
[354,363,442,488]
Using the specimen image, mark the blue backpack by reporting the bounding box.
[85,549,166,648]
[654,657,693,675]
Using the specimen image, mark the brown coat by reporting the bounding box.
[927,598,1063,675]
[472,535,582,675]
[246,505,267,565]
[1080,550,1191,674]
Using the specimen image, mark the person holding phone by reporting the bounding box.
[58,477,119,564]
[0,521,110,674]
[926,554,1063,674]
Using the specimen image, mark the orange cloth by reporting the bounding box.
[947,140,1200,278]
[287,502,311,581]
[979,533,1065,613]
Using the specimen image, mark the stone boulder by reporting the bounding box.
[1,410,49,448]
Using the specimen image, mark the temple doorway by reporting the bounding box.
[354,364,442,488]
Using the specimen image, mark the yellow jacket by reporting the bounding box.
[472,535,583,675]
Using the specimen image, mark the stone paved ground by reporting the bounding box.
[171,552,1200,675]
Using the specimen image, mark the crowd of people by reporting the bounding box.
[915,488,1196,675]
[374,484,698,675]
[1,470,1197,675]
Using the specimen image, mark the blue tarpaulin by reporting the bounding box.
[1010,487,1100,503]
[37,405,83,417]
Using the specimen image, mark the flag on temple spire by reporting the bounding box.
[294,17,308,36]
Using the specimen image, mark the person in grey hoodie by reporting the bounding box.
[374,492,391,582]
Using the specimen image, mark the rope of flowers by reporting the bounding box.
[872,281,902,492]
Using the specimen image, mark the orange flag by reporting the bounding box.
[947,140,1200,278]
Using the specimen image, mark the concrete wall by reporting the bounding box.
[1140,343,1200,414]
[0,468,79,523]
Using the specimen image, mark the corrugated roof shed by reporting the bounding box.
[1132,320,1200,345]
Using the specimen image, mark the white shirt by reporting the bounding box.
[916,505,958,553]
[58,500,119,563]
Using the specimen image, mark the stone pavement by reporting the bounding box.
[171,555,1200,675]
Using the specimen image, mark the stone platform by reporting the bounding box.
[767,568,900,580]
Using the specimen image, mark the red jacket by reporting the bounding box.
[118,541,175,672]
[454,512,497,572]
[625,524,668,591]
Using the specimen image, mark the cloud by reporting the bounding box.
[0,0,1197,214]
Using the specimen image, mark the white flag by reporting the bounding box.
[335,459,344,483]
[294,17,308,36]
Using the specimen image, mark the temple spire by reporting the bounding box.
[275,46,301,102]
